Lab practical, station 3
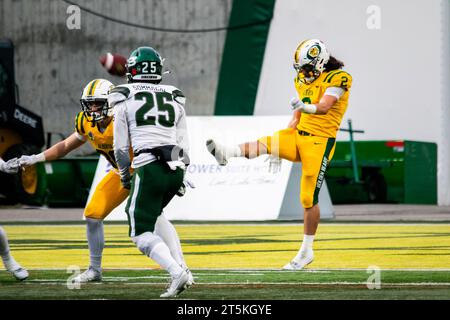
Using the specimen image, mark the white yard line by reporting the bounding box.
[123,282,450,287]
[23,280,450,287]
[19,267,450,272]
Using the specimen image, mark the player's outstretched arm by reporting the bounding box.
[0,157,20,174]
[18,133,86,168]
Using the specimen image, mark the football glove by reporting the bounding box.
[290,97,317,114]
[120,177,131,190]
[265,155,282,174]
[176,178,195,197]
[18,153,45,168]
[0,158,20,174]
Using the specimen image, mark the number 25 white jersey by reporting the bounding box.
[110,82,189,170]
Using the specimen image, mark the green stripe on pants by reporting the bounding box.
[313,138,335,205]
[126,161,184,237]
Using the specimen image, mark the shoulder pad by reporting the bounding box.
[109,85,131,98]
[171,88,186,106]
[74,111,86,135]
[323,70,352,90]
[162,85,186,106]
[108,85,131,107]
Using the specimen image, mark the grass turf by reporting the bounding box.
[0,269,449,300]
[0,223,449,299]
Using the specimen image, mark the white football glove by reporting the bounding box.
[290,97,317,114]
[290,97,304,111]
[265,155,282,174]
[0,158,20,174]
[18,153,45,168]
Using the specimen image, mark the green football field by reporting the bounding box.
[0,223,449,300]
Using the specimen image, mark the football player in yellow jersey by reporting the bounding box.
[0,157,29,280]
[17,79,192,283]
[206,39,352,270]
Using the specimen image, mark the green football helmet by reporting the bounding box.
[126,46,163,83]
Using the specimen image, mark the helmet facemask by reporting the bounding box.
[80,98,111,123]
[294,62,321,84]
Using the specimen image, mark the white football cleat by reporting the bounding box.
[160,270,189,298]
[4,258,29,281]
[73,267,102,283]
[186,268,195,287]
[206,139,228,166]
[9,266,29,281]
[282,250,314,271]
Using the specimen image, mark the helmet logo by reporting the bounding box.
[127,56,137,67]
[307,45,321,60]
[88,131,94,141]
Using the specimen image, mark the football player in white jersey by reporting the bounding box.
[110,46,191,298]
[0,157,29,280]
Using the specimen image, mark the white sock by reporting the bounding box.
[0,226,10,257]
[297,235,315,258]
[227,145,242,158]
[86,218,104,272]
[150,242,183,278]
[0,226,18,271]
[155,215,187,269]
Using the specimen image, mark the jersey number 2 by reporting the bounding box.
[135,92,175,128]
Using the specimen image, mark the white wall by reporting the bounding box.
[254,0,449,204]
[255,0,443,142]
[439,0,450,205]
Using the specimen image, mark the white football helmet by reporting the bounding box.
[80,79,114,122]
[293,39,330,84]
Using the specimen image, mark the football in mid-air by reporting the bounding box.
[99,53,127,76]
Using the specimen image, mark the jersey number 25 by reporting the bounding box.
[135,91,175,128]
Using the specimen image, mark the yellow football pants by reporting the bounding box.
[84,170,130,219]
[258,128,336,208]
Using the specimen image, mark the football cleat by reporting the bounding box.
[4,258,29,281]
[282,250,314,271]
[73,267,102,283]
[160,270,189,298]
[186,268,195,287]
[205,139,228,166]
[9,266,29,281]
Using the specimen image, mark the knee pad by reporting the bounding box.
[84,198,110,219]
[300,193,314,209]
[132,232,163,257]
[84,206,107,220]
